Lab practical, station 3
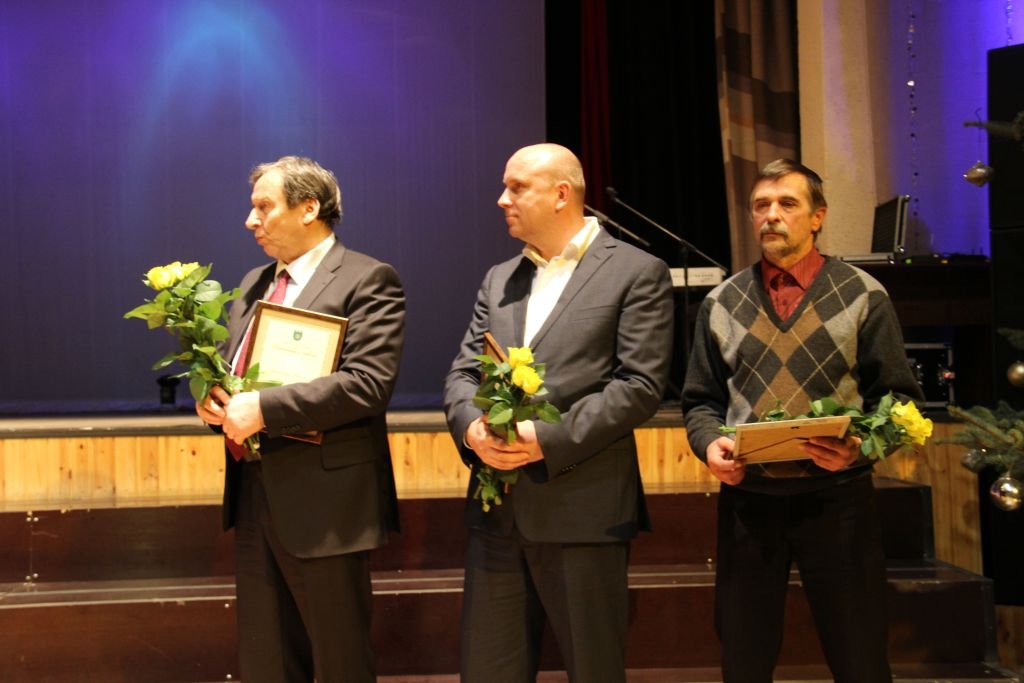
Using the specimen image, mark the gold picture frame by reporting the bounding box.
[248,301,349,444]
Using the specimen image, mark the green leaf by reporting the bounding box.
[472,396,495,411]
[513,405,536,422]
[488,403,514,426]
[534,402,562,424]
[151,351,181,370]
[189,375,213,402]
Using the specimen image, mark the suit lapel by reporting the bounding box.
[528,231,614,350]
[228,265,276,359]
[507,258,534,346]
[292,240,346,311]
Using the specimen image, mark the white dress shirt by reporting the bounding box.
[521,217,600,347]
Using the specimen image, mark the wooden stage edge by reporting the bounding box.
[1,409,1021,674]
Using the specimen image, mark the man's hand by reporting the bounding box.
[464,416,540,470]
[801,434,862,471]
[706,436,745,486]
[196,385,232,426]
[221,391,265,446]
[511,420,545,463]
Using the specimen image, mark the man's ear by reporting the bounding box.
[554,180,571,211]
[811,206,827,233]
[302,199,321,225]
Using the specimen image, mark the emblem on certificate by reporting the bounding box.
[247,301,349,444]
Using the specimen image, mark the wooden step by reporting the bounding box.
[0,477,935,584]
[0,560,1003,681]
[379,663,1020,682]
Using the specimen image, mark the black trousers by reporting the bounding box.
[715,475,892,683]
[233,463,375,683]
[460,527,631,683]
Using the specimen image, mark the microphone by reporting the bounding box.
[583,203,613,224]
[606,186,619,200]
[584,203,650,247]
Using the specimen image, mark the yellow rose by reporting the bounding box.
[146,265,175,290]
[511,365,543,395]
[507,347,535,369]
[180,261,200,278]
[166,261,187,282]
[892,401,933,445]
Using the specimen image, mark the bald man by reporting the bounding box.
[443,144,675,682]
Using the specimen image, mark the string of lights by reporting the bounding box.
[905,0,920,246]
[1007,0,1015,46]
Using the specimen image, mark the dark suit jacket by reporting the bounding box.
[443,228,674,543]
[222,239,404,559]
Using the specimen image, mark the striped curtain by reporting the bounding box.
[716,0,800,270]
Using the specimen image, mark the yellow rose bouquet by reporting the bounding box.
[471,345,561,511]
[721,391,933,459]
[124,262,277,453]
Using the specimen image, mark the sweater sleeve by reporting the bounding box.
[680,295,732,463]
[856,289,926,409]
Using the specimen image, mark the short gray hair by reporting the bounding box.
[249,156,343,226]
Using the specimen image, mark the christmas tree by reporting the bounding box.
[942,328,1024,511]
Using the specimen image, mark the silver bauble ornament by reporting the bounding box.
[989,475,1022,511]
[960,448,986,472]
[964,161,995,187]
[1008,360,1024,388]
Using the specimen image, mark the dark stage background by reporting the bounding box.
[0,0,546,412]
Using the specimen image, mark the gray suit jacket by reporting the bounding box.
[443,228,674,542]
[222,239,405,558]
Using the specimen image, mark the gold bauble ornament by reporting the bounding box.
[964,161,995,187]
[1007,360,1024,388]
[990,475,1022,511]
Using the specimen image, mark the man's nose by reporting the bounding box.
[497,190,511,207]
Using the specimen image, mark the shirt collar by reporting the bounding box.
[522,216,601,269]
[277,233,336,289]
[761,246,825,290]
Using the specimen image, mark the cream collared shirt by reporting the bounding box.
[521,217,600,347]
[273,232,336,307]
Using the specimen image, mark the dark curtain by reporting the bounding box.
[546,0,729,396]
[716,0,800,269]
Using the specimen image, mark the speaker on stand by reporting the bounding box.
[979,43,1024,606]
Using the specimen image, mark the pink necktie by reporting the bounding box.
[227,270,290,461]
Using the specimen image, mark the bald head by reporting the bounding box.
[508,144,586,204]
[498,143,588,259]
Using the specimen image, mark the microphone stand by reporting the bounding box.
[584,204,650,247]
[605,188,729,391]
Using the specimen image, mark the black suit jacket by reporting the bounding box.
[222,239,404,558]
[443,228,675,543]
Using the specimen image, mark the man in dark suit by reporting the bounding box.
[443,143,675,682]
[196,155,404,683]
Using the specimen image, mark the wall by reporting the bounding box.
[798,0,1022,258]
[0,0,546,413]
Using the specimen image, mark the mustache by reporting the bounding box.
[760,222,789,237]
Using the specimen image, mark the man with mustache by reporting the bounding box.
[680,158,923,682]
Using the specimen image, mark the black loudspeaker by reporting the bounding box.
[983,45,1024,607]
[991,227,1024,409]
[986,44,1024,231]
[988,41,1024,408]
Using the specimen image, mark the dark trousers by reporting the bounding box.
[233,463,375,683]
[460,527,630,683]
[715,476,892,683]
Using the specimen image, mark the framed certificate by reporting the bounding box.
[248,301,349,444]
[732,415,851,463]
[483,331,507,363]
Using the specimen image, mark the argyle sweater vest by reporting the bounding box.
[697,258,894,489]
